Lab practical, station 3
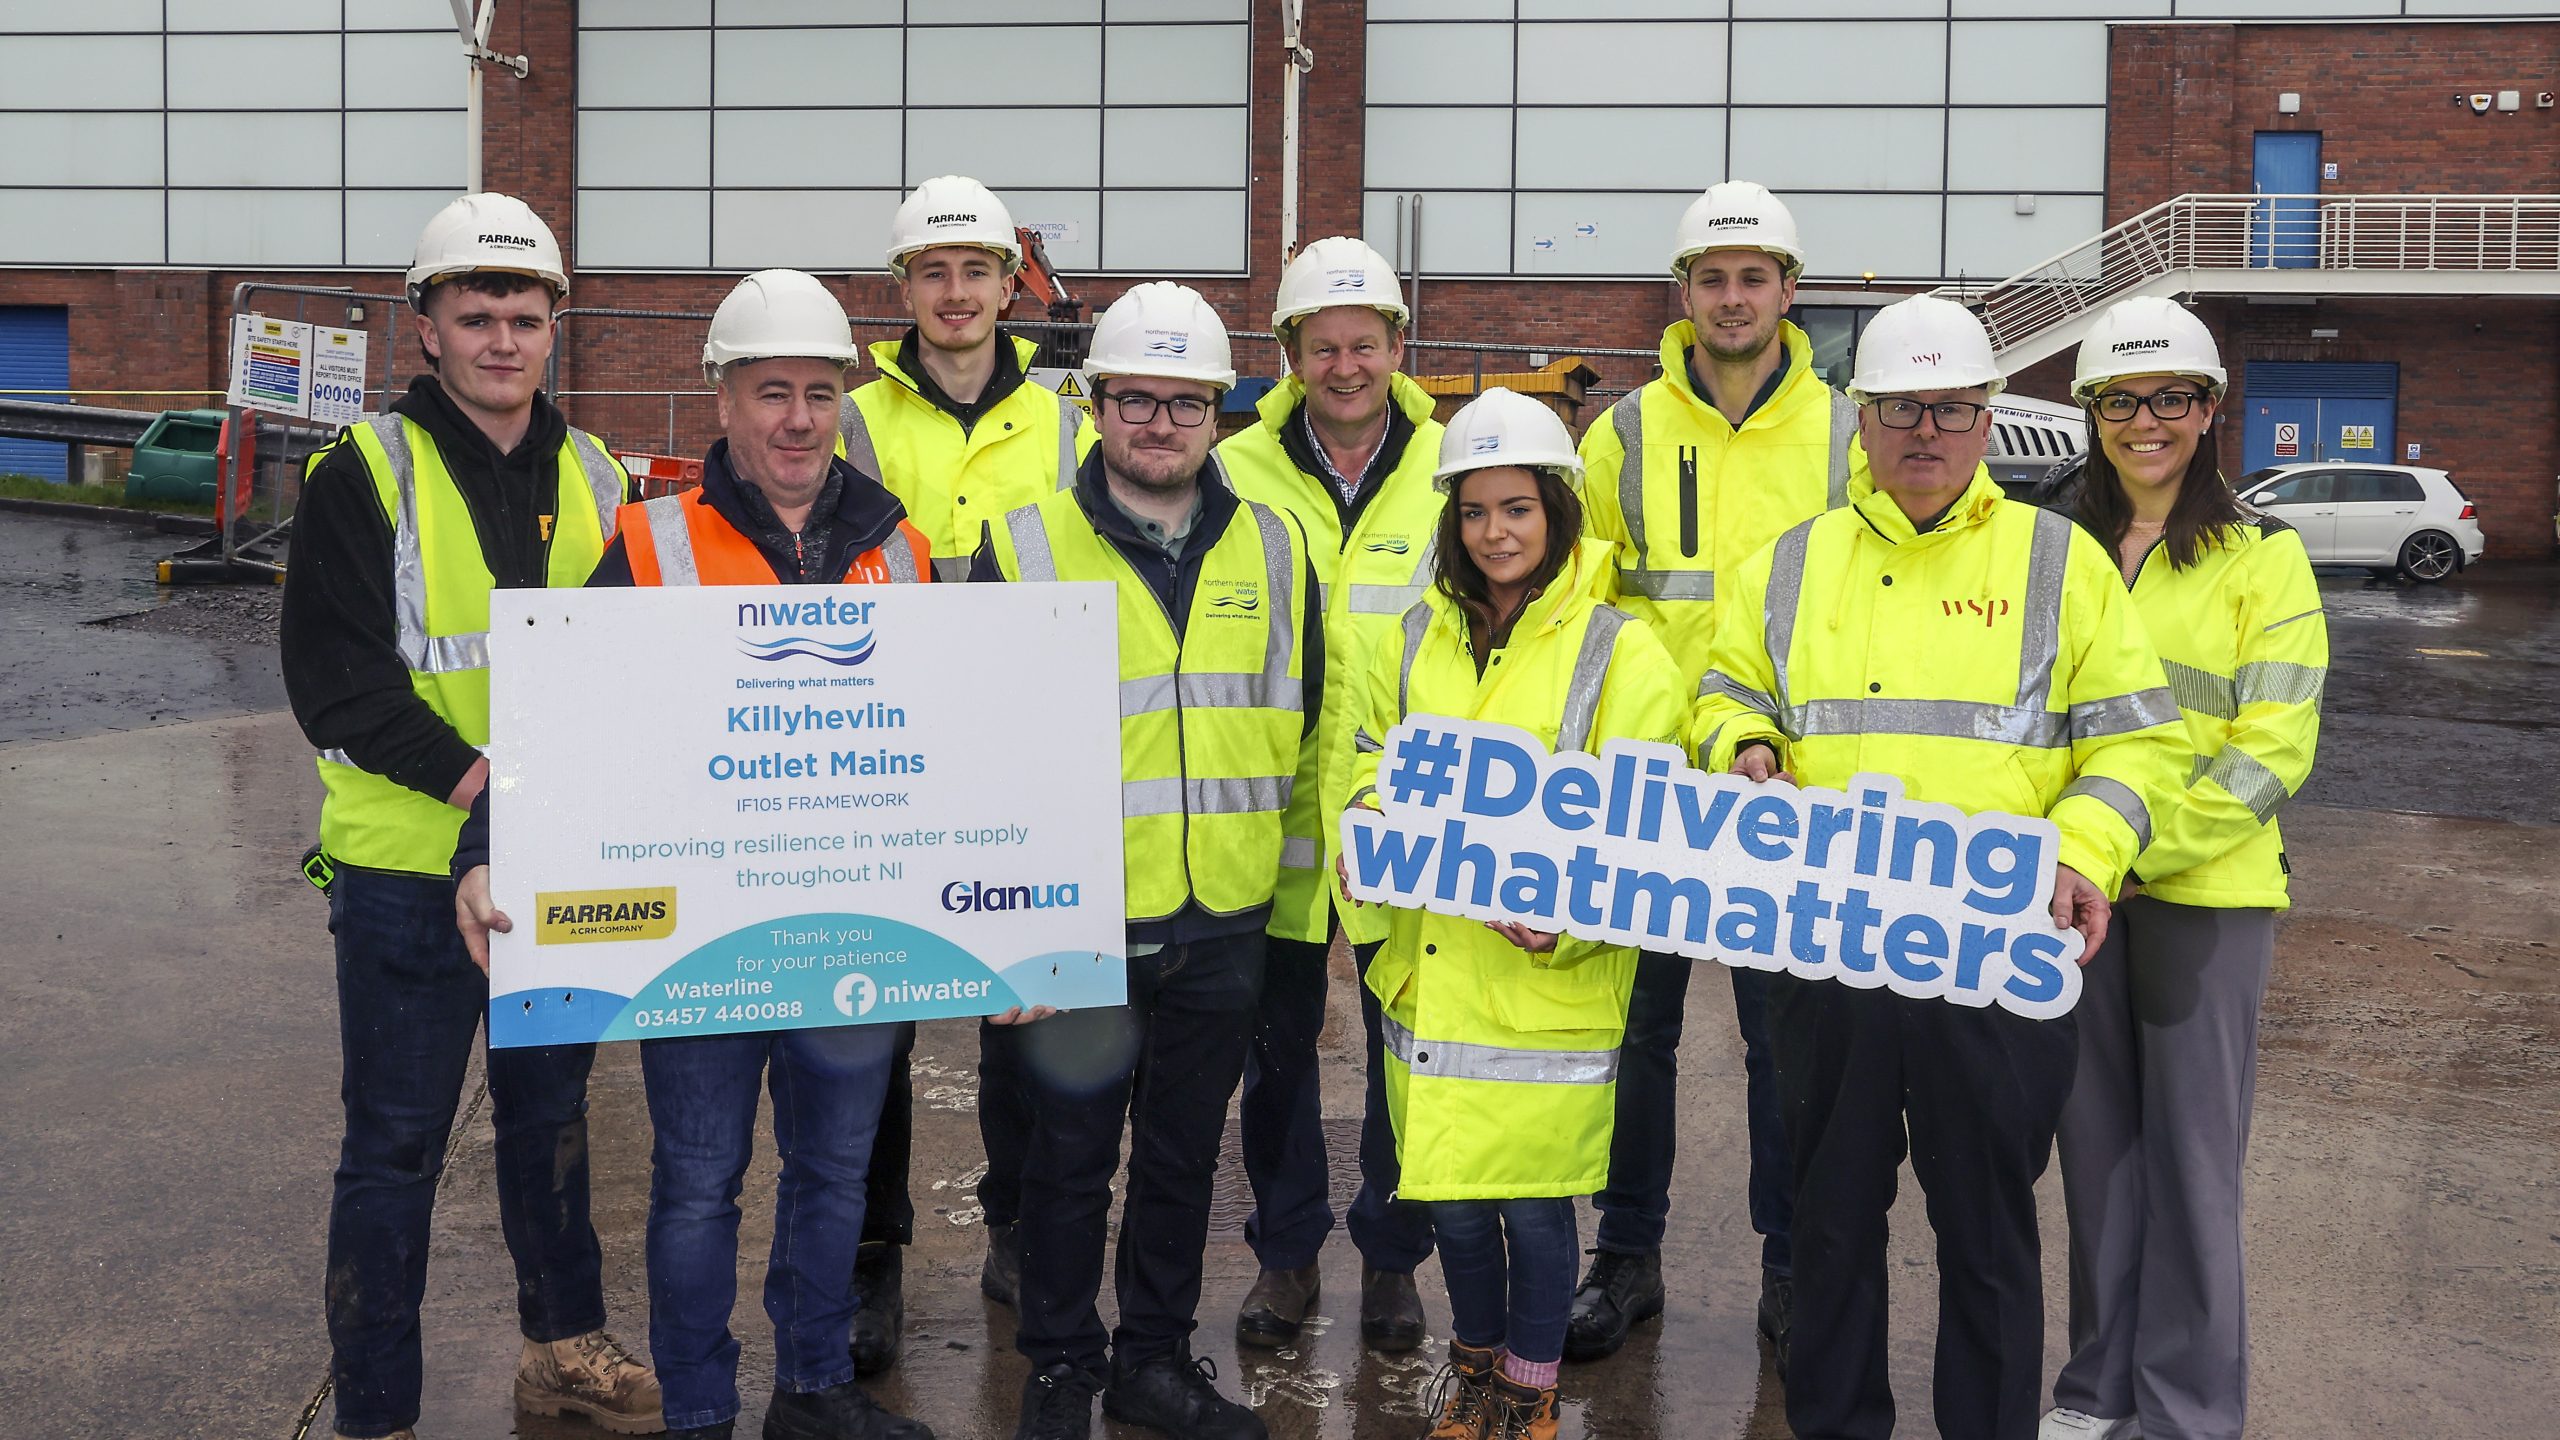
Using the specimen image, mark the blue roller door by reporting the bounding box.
[0,306,72,482]
[2241,360,2398,472]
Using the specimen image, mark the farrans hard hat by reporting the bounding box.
[2073,296,2227,400]
[701,269,863,381]
[1846,294,2006,404]
[1669,181,1806,280]
[887,175,1021,276]
[407,192,567,302]
[1084,282,1237,392]
[1271,236,1409,339]
[1434,387,1583,490]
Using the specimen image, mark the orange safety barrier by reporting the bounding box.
[216,411,257,522]
[617,451,704,500]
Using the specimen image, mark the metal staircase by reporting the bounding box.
[1933,193,2560,371]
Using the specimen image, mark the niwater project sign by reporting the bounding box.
[1340,719,2085,1019]
[484,582,1127,1047]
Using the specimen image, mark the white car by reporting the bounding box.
[2234,463,2486,583]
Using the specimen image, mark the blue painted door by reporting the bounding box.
[2244,360,2397,469]
[2243,395,2324,474]
[2251,132,2321,268]
[0,305,72,482]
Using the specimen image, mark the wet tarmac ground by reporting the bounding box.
[2,510,2554,1438]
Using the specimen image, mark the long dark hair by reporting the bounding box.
[2076,406,2251,570]
[1433,466,1585,643]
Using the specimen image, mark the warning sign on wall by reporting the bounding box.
[2273,421,2300,459]
[1030,367,1091,414]
[2341,424,2376,450]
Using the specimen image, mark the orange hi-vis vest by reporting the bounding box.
[618,487,931,586]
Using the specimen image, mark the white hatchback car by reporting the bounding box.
[2234,463,2487,583]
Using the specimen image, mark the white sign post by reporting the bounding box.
[484,582,1128,1047]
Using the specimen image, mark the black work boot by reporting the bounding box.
[668,1425,734,1440]
[1360,1265,1426,1352]
[1561,1248,1664,1362]
[1010,1363,1096,1440]
[1757,1265,1793,1375]
[1235,1263,1321,1347]
[849,1242,903,1377]
[981,1222,1021,1308]
[1102,1345,1268,1440]
[762,1379,934,1440]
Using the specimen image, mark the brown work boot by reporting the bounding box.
[1424,1340,1500,1439]
[1484,1370,1559,1440]
[1235,1262,1321,1347]
[515,1329,666,1435]
[1361,1264,1426,1352]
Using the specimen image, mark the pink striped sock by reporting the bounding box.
[1500,1353,1558,1389]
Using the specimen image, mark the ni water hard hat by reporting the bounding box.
[2073,296,2227,400]
[1084,282,1237,392]
[1271,236,1409,339]
[1670,181,1806,280]
[1434,387,1583,489]
[407,192,567,302]
[1846,294,2006,405]
[887,175,1021,275]
[701,269,863,381]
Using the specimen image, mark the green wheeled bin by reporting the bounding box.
[124,408,226,505]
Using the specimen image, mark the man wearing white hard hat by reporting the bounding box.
[972,282,1320,1440]
[1214,236,1442,1356]
[1691,294,2186,1440]
[1566,180,1866,1366]
[831,173,1097,1376]
[281,193,657,1439]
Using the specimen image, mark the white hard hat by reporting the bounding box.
[1271,236,1409,339]
[701,269,863,381]
[887,175,1021,275]
[1084,282,1237,392]
[1434,387,1583,489]
[407,192,567,301]
[2072,296,2227,400]
[1669,181,1805,280]
[1846,294,2006,404]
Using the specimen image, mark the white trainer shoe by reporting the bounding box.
[2039,1409,2142,1440]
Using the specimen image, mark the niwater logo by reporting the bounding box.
[1204,580,1262,615]
[1471,435,1501,454]
[735,597,878,666]
[1143,330,1191,357]
[740,634,875,666]
[942,880,1083,913]
[1363,536,1412,555]
[535,887,677,945]
[1326,269,1368,292]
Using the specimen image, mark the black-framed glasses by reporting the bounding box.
[1101,389,1214,428]
[2090,389,2207,422]
[1871,398,1986,432]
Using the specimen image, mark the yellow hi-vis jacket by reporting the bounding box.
[1348,538,1689,1200]
[1579,319,1869,683]
[311,414,626,874]
[1690,473,2187,896]
[1217,373,1447,945]
[984,475,1312,924]
[838,335,1095,580]
[2110,514,2327,909]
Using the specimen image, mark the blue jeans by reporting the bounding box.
[641,1022,900,1430]
[325,866,604,1440]
[1431,1197,1581,1365]
[1239,935,1434,1273]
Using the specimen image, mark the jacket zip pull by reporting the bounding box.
[1678,446,1700,557]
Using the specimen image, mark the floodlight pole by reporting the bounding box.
[448,0,530,195]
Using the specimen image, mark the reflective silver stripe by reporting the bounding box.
[1122,775,1294,817]
[1762,518,1816,706]
[642,493,699,586]
[1242,497,1298,704]
[1120,671,1304,717]
[1353,726,1385,754]
[2015,508,2073,710]
[1396,600,1431,719]
[1827,390,1857,509]
[567,429,624,539]
[1279,835,1319,870]
[932,555,971,584]
[880,535,922,584]
[1697,670,1777,715]
[1382,1012,1621,1086]
[2237,660,2326,707]
[1004,505,1057,582]
[2263,607,2322,633]
[1622,568,1714,602]
[318,748,357,767]
[1348,582,1427,614]
[2161,658,2237,721]
[2205,747,2290,823]
[2060,775,2152,851]
[371,415,433,672]
[1557,606,1630,754]
[2069,687,2180,741]
[1612,392,1648,565]
[835,396,883,479]
[1120,674,1177,717]
[421,632,489,671]
[1793,697,2068,747]
[2189,753,2211,784]
[1056,393,1082,489]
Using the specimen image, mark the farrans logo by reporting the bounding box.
[536,887,677,945]
[477,232,536,248]
[2110,337,2173,354]
[942,880,1082,914]
[924,211,978,226]
[1704,214,1756,229]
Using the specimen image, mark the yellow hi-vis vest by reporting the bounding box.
[311,414,626,875]
[985,473,1311,923]
[838,335,1096,581]
[1216,372,1446,944]
[1690,473,2188,895]
[1346,538,1690,1200]
[1579,319,1868,683]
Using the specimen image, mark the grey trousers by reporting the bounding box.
[2053,895,2274,1440]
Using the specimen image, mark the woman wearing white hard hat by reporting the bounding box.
[2043,298,2328,1440]
[1341,388,1686,1440]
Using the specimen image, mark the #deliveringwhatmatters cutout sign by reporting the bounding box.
[1340,719,2084,1020]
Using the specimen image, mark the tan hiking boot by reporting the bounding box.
[1485,1370,1559,1440]
[1425,1340,1501,1439]
[515,1329,666,1435]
